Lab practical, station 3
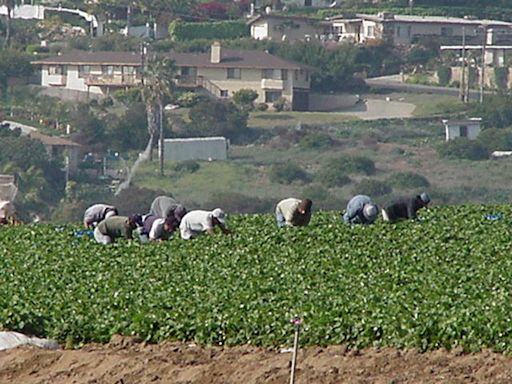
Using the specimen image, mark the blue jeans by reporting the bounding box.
[276,211,286,228]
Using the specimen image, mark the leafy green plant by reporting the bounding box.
[386,172,430,189]
[352,178,392,196]
[269,163,310,184]
[437,138,489,160]
[298,133,335,150]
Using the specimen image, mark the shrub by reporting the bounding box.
[327,155,376,176]
[494,67,509,90]
[256,103,269,111]
[386,172,430,189]
[316,164,351,188]
[168,20,249,41]
[478,128,512,151]
[353,179,392,197]
[437,138,489,160]
[269,163,310,185]
[172,160,200,174]
[298,133,335,150]
[232,89,258,111]
[301,183,330,202]
[177,92,206,108]
[437,66,451,86]
[273,97,289,112]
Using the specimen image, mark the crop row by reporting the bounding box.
[1,205,512,351]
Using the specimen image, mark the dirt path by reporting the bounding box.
[1,336,512,383]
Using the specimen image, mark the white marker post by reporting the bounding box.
[289,317,302,384]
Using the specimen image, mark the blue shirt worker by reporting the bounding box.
[343,195,378,225]
[382,192,431,223]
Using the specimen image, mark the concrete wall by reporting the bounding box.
[308,93,359,111]
[163,137,227,162]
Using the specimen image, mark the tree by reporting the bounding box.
[0,0,18,47]
[187,99,248,142]
[141,55,176,175]
[232,89,258,111]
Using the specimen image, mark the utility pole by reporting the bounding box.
[480,26,487,103]
[460,26,467,103]
[159,100,164,176]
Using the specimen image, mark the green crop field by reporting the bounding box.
[1,205,512,352]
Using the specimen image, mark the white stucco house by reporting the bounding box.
[32,43,312,110]
[443,118,482,141]
[326,13,512,46]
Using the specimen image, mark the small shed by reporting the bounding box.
[443,118,482,141]
[162,137,228,162]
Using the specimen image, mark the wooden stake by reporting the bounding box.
[290,317,302,384]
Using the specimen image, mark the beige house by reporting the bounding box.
[326,13,512,46]
[32,44,312,111]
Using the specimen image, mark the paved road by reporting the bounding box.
[338,98,416,120]
[365,74,490,101]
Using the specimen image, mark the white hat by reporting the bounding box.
[212,208,226,224]
[363,204,378,220]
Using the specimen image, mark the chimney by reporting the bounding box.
[211,41,221,64]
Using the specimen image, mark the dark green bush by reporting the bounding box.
[269,163,310,184]
[316,163,351,188]
[172,160,200,174]
[386,172,430,189]
[327,155,376,176]
[437,66,451,86]
[298,133,335,150]
[168,20,249,41]
[478,128,512,151]
[177,92,207,108]
[494,67,509,90]
[353,179,392,197]
[256,103,269,111]
[437,138,489,160]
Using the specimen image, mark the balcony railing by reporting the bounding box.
[84,74,141,86]
[261,78,284,90]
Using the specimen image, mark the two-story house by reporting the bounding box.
[32,43,312,111]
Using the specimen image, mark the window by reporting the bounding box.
[304,0,312,6]
[227,68,241,79]
[262,69,274,79]
[122,66,135,75]
[396,26,401,37]
[220,90,228,97]
[460,126,468,137]
[102,65,114,75]
[265,91,282,103]
[78,65,90,78]
[281,69,288,81]
[294,70,299,81]
[48,65,63,75]
[367,25,374,37]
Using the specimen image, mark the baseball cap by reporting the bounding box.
[363,204,378,220]
[212,208,226,224]
[129,214,143,227]
[419,192,431,204]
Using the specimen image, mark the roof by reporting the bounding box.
[32,49,311,71]
[246,13,320,26]
[170,49,310,70]
[29,131,80,147]
[442,118,482,125]
[31,51,143,66]
[357,13,512,27]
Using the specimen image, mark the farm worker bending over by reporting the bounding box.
[382,192,430,223]
[139,215,178,242]
[275,198,313,228]
[83,203,118,228]
[179,208,230,240]
[149,195,187,223]
[94,214,143,244]
[0,201,17,225]
[343,195,378,225]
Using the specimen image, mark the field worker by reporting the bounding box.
[382,192,431,223]
[139,215,178,242]
[149,195,187,223]
[343,195,378,225]
[275,198,313,228]
[179,208,230,240]
[83,203,118,228]
[0,201,17,225]
[94,214,143,244]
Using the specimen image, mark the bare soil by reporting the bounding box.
[1,336,512,383]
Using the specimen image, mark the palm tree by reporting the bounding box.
[0,0,17,48]
[141,54,176,175]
